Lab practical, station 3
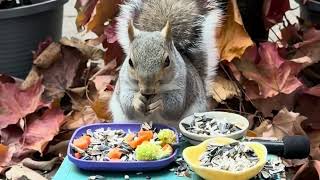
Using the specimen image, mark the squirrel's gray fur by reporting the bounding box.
[110,0,222,128]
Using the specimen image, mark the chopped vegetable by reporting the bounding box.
[135,142,161,161]
[157,129,176,144]
[124,133,135,143]
[158,144,173,159]
[107,148,122,159]
[74,152,82,159]
[73,135,91,150]
[128,135,149,149]
[138,130,153,140]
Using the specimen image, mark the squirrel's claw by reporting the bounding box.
[146,97,164,115]
[133,93,147,113]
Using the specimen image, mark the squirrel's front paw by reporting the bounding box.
[133,93,147,113]
[146,95,164,115]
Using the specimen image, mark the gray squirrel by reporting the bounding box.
[109,0,222,128]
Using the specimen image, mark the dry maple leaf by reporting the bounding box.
[296,93,320,130]
[235,42,304,99]
[252,92,297,117]
[40,46,87,100]
[293,160,320,180]
[307,130,320,160]
[75,0,98,32]
[0,79,46,129]
[304,85,320,97]
[216,0,253,61]
[21,108,64,155]
[262,108,307,139]
[263,0,290,28]
[209,75,240,103]
[86,0,123,35]
[293,27,320,67]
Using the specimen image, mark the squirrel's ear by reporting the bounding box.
[161,21,172,42]
[128,20,139,43]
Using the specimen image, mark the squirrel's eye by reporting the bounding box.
[164,57,170,67]
[129,59,134,68]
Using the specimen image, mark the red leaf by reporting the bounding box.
[263,0,290,28]
[236,42,304,99]
[103,41,124,65]
[104,21,117,44]
[304,85,320,97]
[293,160,320,180]
[0,80,46,129]
[21,108,64,154]
[33,37,53,59]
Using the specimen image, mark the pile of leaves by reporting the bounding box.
[74,0,320,178]
[0,0,320,179]
[0,37,120,178]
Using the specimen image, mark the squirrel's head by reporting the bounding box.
[126,21,177,97]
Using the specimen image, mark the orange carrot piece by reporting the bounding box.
[107,148,122,159]
[73,136,90,150]
[124,133,135,143]
[128,135,149,149]
[74,152,82,159]
[138,130,153,140]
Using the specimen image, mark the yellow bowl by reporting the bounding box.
[182,137,267,180]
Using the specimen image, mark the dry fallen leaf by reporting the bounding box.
[296,94,320,130]
[62,107,103,130]
[40,46,87,100]
[216,0,254,61]
[33,42,62,69]
[209,75,240,103]
[22,157,58,171]
[0,80,46,129]
[293,160,320,180]
[262,108,307,139]
[235,42,304,99]
[252,92,297,117]
[307,130,320,160]
[21,108,64,155]
[253,120,270,137]
[5,164,48,180]
[86,0,122,35]
[60,37,105,60]
[263,0,290,28]
[75,0,98,32]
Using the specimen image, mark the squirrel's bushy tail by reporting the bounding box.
[117,0,222,88]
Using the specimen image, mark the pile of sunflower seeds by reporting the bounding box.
[199,142,259,171]
[169,157,191,177]
[253,159,285,179]
[71,127,136,161]
[182,113,242,136]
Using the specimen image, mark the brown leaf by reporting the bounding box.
[208,75,240,103]
[296,94,320,130]
[60,37,105,60]
[5,164,47,180]
[103,39,124,65]
[33,42,62,69]
[262,108,307,139]
[86,0,123,35]
[216,0,254,61]
[293,28,320,67]
[62,107,103,130]
[253,120,270,137]
[21,67,41,90]
[304,85,320,97]
[22,157,58,171]
[75,0,98,31]
[293,160,320,180]
[40,46,87,100]
[252,92,297,117]
[0,80,46,129]
[307,130,320,160]
[21,108,64,155]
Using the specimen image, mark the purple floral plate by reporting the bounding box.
[67,123,179,171]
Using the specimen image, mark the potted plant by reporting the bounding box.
[0,0,68,78]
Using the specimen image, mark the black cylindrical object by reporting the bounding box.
[0,0,68,78]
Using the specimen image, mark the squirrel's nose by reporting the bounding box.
[141,93,155,100]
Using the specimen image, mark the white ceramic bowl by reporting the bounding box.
[179,111,249,144]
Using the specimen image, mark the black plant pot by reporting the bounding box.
[0,0,68,78]
[298,0,320,26]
